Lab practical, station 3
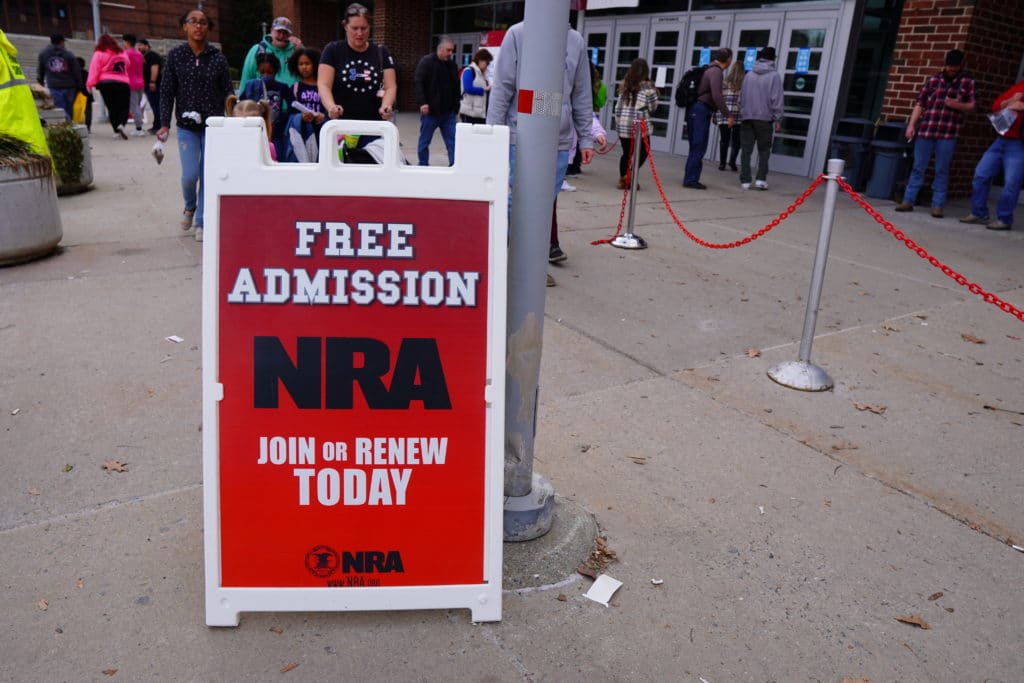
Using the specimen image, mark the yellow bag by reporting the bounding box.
[72,91,87,124]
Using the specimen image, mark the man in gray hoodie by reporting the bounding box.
[738,46,784,190]
[487,22,594,283]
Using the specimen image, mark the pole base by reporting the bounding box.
[503,472,555,542]
[611,233,647,249]
[767,360,834,392]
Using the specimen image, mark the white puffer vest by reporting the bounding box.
[459,63,487,119]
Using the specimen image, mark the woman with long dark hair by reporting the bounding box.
[86,34,131,139]
[613,57,659,189]
[156,7,233,241]
[716,61,744,171]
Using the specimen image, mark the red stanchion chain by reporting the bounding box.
[592,118,825,247]
[836,177,1024,322]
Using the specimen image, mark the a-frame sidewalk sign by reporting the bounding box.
[201,117,508,626]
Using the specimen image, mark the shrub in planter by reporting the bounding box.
[44,121,92,195]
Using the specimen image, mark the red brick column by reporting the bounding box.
[374,0,433,113]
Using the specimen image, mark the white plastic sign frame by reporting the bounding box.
[201,118,508,626]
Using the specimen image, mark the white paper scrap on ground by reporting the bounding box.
[584,574,623,607]
[165,335,184,343]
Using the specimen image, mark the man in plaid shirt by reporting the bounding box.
[895,49,975,218]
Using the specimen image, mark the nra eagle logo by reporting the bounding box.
[304,545,340,578]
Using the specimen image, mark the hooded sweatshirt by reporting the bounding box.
[37,43,83,91]
[486,23,593,152]
[739,59,783,122]
[240,36,298,87]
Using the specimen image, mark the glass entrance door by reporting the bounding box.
[672,20,730,157]
[609,19,650,135]
[772,17,837,176]
[645,16,686,153]
[584,20,614,133]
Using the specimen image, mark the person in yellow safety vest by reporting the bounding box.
[0,28,51,157]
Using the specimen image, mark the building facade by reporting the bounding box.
[8,0,1022,195]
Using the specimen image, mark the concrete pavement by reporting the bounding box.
[2,113,1023,682]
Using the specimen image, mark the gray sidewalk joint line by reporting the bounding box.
[0,482,202,535]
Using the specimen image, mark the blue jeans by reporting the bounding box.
[970,137,1024,225]
[417,112,457,166]
[50,88,76,121]
[902,136,956,207]
[507,144,570,213]
[178,128,207,228]
[684,101,712,185]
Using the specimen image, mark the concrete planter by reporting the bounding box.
[0,157,64,266]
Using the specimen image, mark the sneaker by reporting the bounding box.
[683,182,707,190]
[931,207,944,218]
[986,220,1011,231]
[549,244,567,264]
[546,273,556,287]
[959,214,988,224]
[131,128,147,137]
[740,182,751,190]
[181,210,194,230]
[116,124,128,140]
[560,180,576,192]
[754,180,769,190]
[729,162,738,171]
[894,202,914,212]
[194,227,204,242]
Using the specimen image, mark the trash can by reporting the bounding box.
[828,118,873,191]
[865,121,913,200]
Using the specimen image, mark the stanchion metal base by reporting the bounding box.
[503,472,555,542]
[611,233,647,249]
[767,360,834,392]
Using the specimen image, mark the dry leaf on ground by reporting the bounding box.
[62,464,74,472]
[961,333,985,344]
[102,460,128,473]
[746,348,761,358]
[832,443,859,451]
[882,324,899,332]
[853,402,887,415]
[269,626,283,634]
[37,598,48,610]
[577,535,618,578]
[280,662,299,673]
[928,591,943,601]
[556,594,567,601]
[841,678,871,683]
[895,614,930,629]
[102,670,117,677]
[28,488,41,496]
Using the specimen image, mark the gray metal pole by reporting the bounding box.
[503,0,569,541]
[797,158,844,363]
[767,158,844,391]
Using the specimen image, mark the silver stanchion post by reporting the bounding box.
[767,158,845,391]
[612,121,647,250]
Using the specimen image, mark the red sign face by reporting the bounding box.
[216,195,491,588]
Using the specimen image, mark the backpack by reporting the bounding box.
[674,64,708,109]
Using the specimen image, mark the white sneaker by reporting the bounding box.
[740,182,751,190]
[194,228,204,242]
[116,124,128,140]
[560,180,576,192]
[754,180,769,190]
[131,129,147,137]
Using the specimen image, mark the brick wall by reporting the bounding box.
[880,0,1024,199]
[375,0,432,112]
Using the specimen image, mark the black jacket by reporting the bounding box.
[414,53,459,116]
